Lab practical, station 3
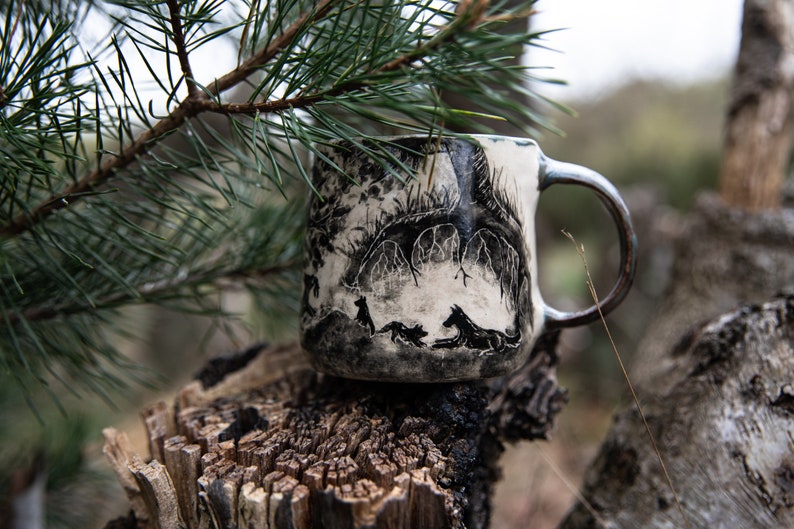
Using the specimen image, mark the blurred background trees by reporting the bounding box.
[535,79,725,400]
[491,78,728,527]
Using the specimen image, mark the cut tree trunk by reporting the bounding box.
[719,0,794,211]
[103,334,567,529]
[560,293,794,529]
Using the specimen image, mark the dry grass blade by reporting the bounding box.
[561,229,692,529]
[532,443,609,527]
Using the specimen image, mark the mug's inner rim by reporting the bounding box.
[323,133,538,148]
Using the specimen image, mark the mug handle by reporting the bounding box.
[538,155,638,329]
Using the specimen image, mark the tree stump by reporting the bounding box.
[103,334,566,529]
[560,294,794,529]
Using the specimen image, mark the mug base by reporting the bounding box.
[302,338,528,383]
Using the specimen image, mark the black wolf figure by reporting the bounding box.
[354,296,376,335]
[378,321,428,348]
[433,305,520,353]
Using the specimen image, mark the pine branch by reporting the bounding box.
[0,191,305,395]
[10,258,300,326]
[0,0,540,237]
[192,1,497,116]
[0,0,557,399]
[0,0,342,237]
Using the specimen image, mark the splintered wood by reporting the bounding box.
[128,375,475,529]
[104,338,565,529]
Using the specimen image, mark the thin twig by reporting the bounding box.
[209,0,339,97]
[237,0,260,67]
[424,126,444,188]
[8,0,24,49]
[0,2,23,110]
[562,229,693,529]
[166,0,198,98]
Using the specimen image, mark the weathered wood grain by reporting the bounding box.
[561,295,794,529]
[104,333,565,529]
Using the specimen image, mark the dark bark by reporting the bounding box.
[104,333,566,529]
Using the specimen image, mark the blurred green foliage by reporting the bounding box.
[541,79,726,210]
[534,79,728,403]
[0,382,124,528]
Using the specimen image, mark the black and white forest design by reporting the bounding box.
[301,136,541,381]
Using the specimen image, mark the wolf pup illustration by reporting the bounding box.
[354,296,376,336]
[378,321,428,348]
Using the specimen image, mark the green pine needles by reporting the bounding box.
[0,0,558,399]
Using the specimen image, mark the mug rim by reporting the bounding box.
[320,133,539,148]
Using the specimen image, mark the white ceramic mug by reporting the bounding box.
[301,135,637,382]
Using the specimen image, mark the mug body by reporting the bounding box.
[301,135,546,381]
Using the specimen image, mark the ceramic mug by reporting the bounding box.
[300,135,637,382]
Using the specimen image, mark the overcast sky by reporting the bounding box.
[105,0,746,110]
[528,0,744,101]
